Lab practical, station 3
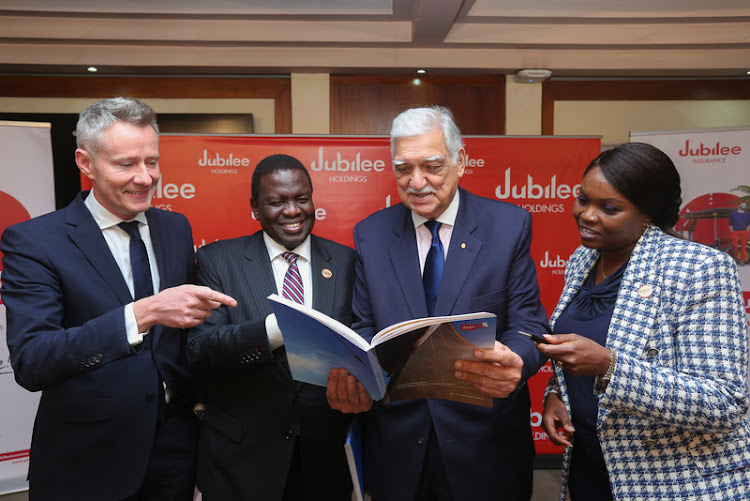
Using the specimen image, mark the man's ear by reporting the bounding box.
[455,148,467,178]
[76,148,95,181]
[250,197,258,220]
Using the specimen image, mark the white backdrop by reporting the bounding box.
[0,121,55,494]
[631,127,750,391]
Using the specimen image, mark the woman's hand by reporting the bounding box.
[542,392,575,447]
[536,334,611,377]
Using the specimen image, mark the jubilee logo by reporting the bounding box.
[494,168,580,200]
[539,251,566,275]
[198,149,251,167]
[678,139,742,157]
[310,147,386,172]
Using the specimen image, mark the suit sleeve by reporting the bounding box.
[186,246,274,371]
[497,210,549,386]
[600,251,749,433]
[1,225,133,392]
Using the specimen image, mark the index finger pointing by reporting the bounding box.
[194,287,237,308]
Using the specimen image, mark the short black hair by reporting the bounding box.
[251,154,312,201]
[585,142,682,231]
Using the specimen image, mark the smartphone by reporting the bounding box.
[518,330,550,344]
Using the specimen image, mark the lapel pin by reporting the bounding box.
[322,268,332,279]
[638,284,653,298]
[461,243,466,249]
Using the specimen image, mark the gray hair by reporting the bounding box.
[390,105,465,164]
[76,97,158,155]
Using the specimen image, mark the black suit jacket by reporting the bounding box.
[0,192,198,501]
[187,231,355,501]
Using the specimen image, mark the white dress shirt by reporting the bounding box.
[84,191,160,346]
[263,232,313,350]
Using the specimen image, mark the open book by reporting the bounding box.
[268,294,497,407]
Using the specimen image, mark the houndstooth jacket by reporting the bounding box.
[546,225,750,500]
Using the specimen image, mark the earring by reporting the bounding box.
[642,222,649,233]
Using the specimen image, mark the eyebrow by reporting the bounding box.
[392,154,444,166]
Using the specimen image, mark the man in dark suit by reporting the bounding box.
[187,154,356,501]
[328,106,549,501]
[0,97,236,501]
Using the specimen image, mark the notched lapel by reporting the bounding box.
[434,190,480,316]
[389,220,427,319]
[436,227,481,315]
[241,236,277,316]
[310,237,335,316]
[66,200,132,306]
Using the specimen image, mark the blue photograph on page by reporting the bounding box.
[271,301,386,399]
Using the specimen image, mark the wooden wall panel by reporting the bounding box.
[0,76,292,133]
[541,79,750,136]
[330,75,505,136]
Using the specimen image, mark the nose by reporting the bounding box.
[409,171,428,191]
[282,201,301,216]
[581,206,598,222]
[132,162,153,186]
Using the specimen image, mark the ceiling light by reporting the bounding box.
[413,78,421,86]
[513,69,551,83]
[87,66,98,72]
[416,69,426,74]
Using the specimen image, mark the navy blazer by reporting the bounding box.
[186,231,355,501]
[352,188,549,501]
[1,192,197,501]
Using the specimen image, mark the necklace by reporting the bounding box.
[600,255,607,280]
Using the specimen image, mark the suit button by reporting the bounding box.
[417,435,425,445]
[297,391,303,398]
[145,393,155,403]
[285,430,294,440]
[647,348,659,357]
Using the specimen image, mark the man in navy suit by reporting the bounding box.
[1,97,236,501]
[328,106,549,501]
[187,154,355,501]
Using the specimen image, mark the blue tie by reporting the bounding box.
[423,220,444,316]
[119,221,154,301]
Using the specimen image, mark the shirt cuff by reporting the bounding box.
[125,303,147,346]
[265,313,285,351]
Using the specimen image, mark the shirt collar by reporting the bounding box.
[84,190,148,230]
[263,232,312,263]
[411,188,460,229]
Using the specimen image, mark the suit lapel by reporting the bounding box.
[436,190,481,316]
[609,227,662,353]
[310,236,335,316]
[388,208,428,318]
[240,233,278,316]
[145,210,168,347]
[66,194,133,306]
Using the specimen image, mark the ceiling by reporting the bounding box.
[1,0,749,78]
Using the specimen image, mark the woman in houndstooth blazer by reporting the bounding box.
[537,143,750,500]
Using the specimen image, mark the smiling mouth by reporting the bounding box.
[281,222,304,230]
[579,226,598,236]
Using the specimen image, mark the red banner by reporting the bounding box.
[85,134,601,454]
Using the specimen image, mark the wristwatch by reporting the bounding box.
[595,348,616,394]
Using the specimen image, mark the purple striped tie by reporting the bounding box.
[281,252,304,304]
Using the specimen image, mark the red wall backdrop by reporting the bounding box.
[87,134,601,454]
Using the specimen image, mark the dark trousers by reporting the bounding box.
[122,403,199,501]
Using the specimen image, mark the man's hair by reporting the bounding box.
[251,154,313,201]
[390,105,465,163]
[76,97,158,155]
